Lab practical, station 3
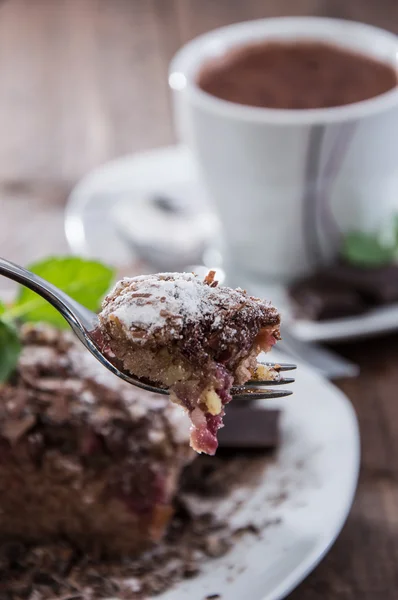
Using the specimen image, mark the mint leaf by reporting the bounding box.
[341,231,395,267]
[0,318,21,382]
[394,215,398,248]
[7,257,115,328]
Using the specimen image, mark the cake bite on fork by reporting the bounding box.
[99,270,293,455]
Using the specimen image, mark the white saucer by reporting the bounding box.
[159,347,359,600]
[64,144,398,343]
[291,303,398,342]
[65,145,214,268]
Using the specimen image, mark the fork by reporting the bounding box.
[0,257,295,399]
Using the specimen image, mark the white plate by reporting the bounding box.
[64,144,397,342]
[159,347,360,600]
[1,282,360,598]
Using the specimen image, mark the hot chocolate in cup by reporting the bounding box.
[169,17,398,289]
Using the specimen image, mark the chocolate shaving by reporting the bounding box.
[2,414,36,443]
[204,270,218,287]
[46,396,70,423]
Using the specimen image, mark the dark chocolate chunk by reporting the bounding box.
[218,407,280,449]
[288,262,398,321]
[326,263,398,304]
[289,278,367,321]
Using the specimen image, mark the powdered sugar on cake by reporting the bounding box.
[101,272,278,346]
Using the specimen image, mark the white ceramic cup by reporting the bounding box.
[169,17,398,288]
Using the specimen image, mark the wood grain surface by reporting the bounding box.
[1,1,398,598]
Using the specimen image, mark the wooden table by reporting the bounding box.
[1,1,398,598]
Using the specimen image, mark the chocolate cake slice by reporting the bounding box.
[0,324,193,557]
[99,271,281,455]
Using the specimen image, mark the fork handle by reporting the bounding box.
[0,257,96,332]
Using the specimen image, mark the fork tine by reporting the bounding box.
[231,387,293,400]
[247,377,295,386]
[258,361,297,372]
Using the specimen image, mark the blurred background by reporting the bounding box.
[1,0,398,275]
[2,3,398,598]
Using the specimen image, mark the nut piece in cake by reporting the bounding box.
[0,325,192,557]
[99,271,281,455]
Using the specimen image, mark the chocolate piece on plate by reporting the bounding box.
[289,261,398,322]
[325,263,398,304]
[217,407,280,449]
[289,277,368,321]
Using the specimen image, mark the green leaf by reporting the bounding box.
[341,231,395,267]
[0,301,5,316]
[394,215,398,248]
[0,318,21,383]
[7,257,115,328]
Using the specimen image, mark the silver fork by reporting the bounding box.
[0,257,295,399]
